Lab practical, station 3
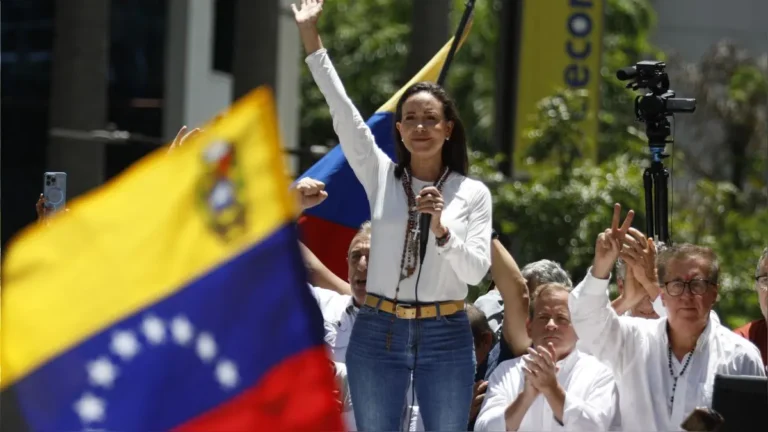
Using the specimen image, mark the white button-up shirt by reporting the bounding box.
[311,286,357,363]
[569,272,766,431]
[475,350,618,431]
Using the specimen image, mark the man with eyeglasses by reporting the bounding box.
[568,204,765,431]
[734,248,768,370]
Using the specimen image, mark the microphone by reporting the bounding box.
[419,187,431,265]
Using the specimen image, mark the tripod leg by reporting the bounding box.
[658,167,670,243]
[643,169,654,239]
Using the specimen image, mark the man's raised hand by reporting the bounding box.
[592,203,634,279]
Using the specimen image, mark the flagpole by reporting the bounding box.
[436,0,476,86]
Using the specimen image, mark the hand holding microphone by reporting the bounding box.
[415,186,448,238]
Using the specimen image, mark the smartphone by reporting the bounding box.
[43,172,67,214]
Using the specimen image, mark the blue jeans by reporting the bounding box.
[346,304,476,431]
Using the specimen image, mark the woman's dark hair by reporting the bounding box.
[393,82,469,178]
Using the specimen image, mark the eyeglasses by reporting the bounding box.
[756,275,768,292]
[663,279,715,297]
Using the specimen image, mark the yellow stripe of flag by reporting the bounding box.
[1,88,296,388]
[377,17,474,114]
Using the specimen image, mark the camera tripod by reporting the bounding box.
[618,61,696,245]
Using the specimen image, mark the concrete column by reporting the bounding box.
[233,0,279,99]
[47,0,110,198]
[163,0,233,141]
[276,0,302,176]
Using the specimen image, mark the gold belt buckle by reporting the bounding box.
[395,304,417,319]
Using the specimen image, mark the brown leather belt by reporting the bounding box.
[364,294,465,320]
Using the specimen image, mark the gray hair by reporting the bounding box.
[756,247,768,278]
[348,221,372,255]
[521,259,573,290]
[657,243,719,284]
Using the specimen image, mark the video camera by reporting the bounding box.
[617,61,696,147]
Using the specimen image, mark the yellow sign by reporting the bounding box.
[514,0,604,170]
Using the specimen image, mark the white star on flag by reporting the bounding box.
[110,330,141,361]
[141,315,166,345]
[86,357,119,388]
[215,359,240,389]
[196,332,218,363]
[73,392,106,423]
[171,315,195,346]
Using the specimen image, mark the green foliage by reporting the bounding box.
[445,0,501,152]
[471,151,646,284]
[599,0,660,160]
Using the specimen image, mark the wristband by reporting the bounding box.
[436,229,451,247]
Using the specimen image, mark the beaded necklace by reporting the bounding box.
[384,166,450,350]
[667,344,695,411]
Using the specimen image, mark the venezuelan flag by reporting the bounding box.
[0,89,343,431]
[298,27,473,279]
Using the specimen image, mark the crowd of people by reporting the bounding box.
[35,1,768,430]
[288,1,767,431]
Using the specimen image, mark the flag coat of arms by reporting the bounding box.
[298,27,472,279]
[0,88,344,431]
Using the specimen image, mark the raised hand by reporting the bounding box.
[293,177,328,211]
[167,125,201,154]
[619,228,658,285]
[291,0,324,29]
[620,258,648,310]
[592,203,634,279]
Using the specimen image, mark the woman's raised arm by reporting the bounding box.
[293,0,390,199]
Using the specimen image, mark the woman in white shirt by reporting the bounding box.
[293,1,492,430]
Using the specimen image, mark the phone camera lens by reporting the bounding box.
[51,177,57,183]
[46,181,51,186]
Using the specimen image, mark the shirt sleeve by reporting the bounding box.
[304,49,390,200]
[561,367,619,431]
[568,269,639,377]
[475,361,521,431]
[435,182,492,285]
[732,345,767,377]
[310,284,338,312]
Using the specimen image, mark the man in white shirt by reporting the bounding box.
[475,282,617,431]
[569,204,766,431]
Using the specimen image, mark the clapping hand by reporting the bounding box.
[592,203,634,279]
[523,343,561,397]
